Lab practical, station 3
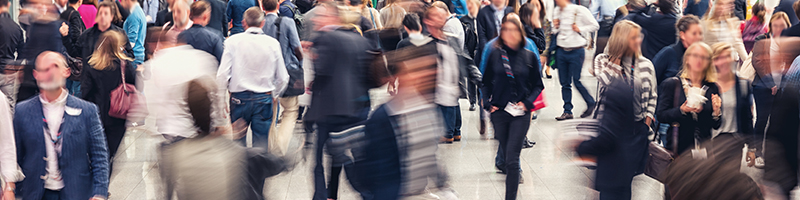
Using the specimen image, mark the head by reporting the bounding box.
[519,1,545,28]
[89,30,133,71]
[751,1,766,23]
[402,13,421,33]
[0,0,9,11]
[243,7,265,29]
[605,20,643,59]
[118,0,136,10]
[681,42,717,82]
[466,0,479,17]
[677,14,703,47]
[96,2,118,31]
[626,0,647,12]
[172,0,191,27]
[190,0,211,26]
[68,0,80,6]
[431,1,451,15]
[656,0,675,15]
[313,2,341,30]
[705,0,734,21]
[34,51,70,91]
[794,0,800,23]
[498,13,526,49]
[423,5,448,31]
[348,0,363,7]
[381,5,405,28]
[769,12,792,36]
[490,0,505,8]
[262,0,278,12]
[711,42,735,79]
[554,0,569,8]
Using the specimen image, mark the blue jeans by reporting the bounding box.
[556,48,595,114]
[658,123,669,147]
[313,108,372,200]
[439,105,461,138]
[230,92,274,149]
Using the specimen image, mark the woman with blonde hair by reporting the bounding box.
[379,0,407,28]
[657,42,722,155]
[701,0,747,65]
[81,30,137,168]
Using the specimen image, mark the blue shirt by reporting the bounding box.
[178,24,225,63]
[262,13,302,70]
[226,0,256,35]
[451,0,468,18]
[479,37,540,74]
[589,0,626,20]
[124,5,147,65]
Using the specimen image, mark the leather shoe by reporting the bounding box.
[440,137,453,144]
[496,165,507,174]
[453,135,462,141]
[580,104,596,118]
[469,104,476,111]
[555,113,573,121]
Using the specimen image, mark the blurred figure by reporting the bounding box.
[301,0,335,41]
[774,0,799,26]
[0,0,23,67]
[351,0,382,30]
[198,0,227,37]
[177,0,224,62]
[306,2,376,199]
[623,0,678,61]
[782,1,800,38]
[14,51,109,200]
[654,14,703,87]
[154,0,174,27]
[683,0,709,18]
[741,1,767,53]
[18,0,69,102]
[701,0,747,64]
[431,1,464,50]
[592,20,654,176]
[162,0,190,46]
[709,42,753,140]
[225,0,256,35]
[588,0,624,38]
[380,0,407,29]
[751,11,791,138]
[461,0,480,110]
[656,42,721,155]
[262,0,305,155]
[1,60,25,106]
[119,0,147,65]
[762,42,800,197]
[0,90,22,200]
[59,0,86,57]
[518,0,545,55]
[575,78,642,200]
[475,0,513,68]
[142,0,158,24]
[160,79,287,200]
[217,7,289,148]
[662,136,763,200]
[81,30,136,174]
[552,0,598,120]
[107,1,125,28]
[78,0,97,28]
[77,1,134,74]
[278,0,299,20]
[482,14,544,200]
[360,45,453,200]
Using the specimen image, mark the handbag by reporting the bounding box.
[531,91,546,111]
[66,54,82,81]
[109,60,144,119]
[644,77,681,181]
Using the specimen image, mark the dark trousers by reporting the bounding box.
[468,82,479,105]
[41,189,61,200]
[229,92,274,149]
[753,85,774,136]
[598,186,632,200]
[439,105,461,138]
[556,48,595,114]
[313,110,371,200]
[491,111,531,200]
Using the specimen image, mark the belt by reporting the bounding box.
[562,47,584,51]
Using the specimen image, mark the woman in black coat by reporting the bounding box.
[481,14,544,200]
[59,0,86,57]
[80,30,136,165]
[656,42,722,155]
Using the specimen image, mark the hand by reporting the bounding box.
[490,106,499,113]
[746,151,756,167]
[301,41,313,51]
[515,102,527,110]
[680,101,701,114]
[60,22,69,36]
[90,197,105,200]
[645,116,653,126]
[572,24,580,32]
[711,94,721,116]
[540,55,547,67]
[772,86,778,95]
[2,191,13,200]
[553,19,560,29]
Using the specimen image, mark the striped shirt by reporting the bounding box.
[594,54,658,121]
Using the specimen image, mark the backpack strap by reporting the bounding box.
[275,16,283,39]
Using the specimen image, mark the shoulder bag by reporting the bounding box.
[644,77,680,181]
[109,60,144,119]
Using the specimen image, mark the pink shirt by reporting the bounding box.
[78,5,97,28]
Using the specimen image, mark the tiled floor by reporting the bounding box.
[107,63,667,199]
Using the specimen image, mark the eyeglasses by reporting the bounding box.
[686,53,710,60]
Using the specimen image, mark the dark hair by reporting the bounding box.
[752,1,766,23]
[519,0,545,27]
[187,80,212,136]
[190,0,210,19]
[262,0,278,11]
[0,0,8,7]
[98,1,123,24]
[657,0,675,15]
[349,0,363,6]
[495,13,526,49]
[402,13,421,31]
[69,0,80,5]
[676,14,701,33]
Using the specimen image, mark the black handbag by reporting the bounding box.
[66,54,82,81]
[644,77,680,181]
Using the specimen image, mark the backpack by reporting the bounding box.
[273,17,305,97]
[281,4,305,39]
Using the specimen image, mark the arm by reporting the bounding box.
[80,67,94,99]
[0,92,23,183]
[478,40,494,73]
[656,78,687,123]
[532,28,546,53]
[124,19,144,63]
[589,0,601,21]
[216,41,233,93]
[577,7,600,33]
[272,45,289,97]
[481,50,495,110]
[522,52,544,110]
[67,13,83,56]
[576,125,617,157]
[652,49,669,84]
[87,104,110,198]
[226,1,233,24]
[644,61,658,121]
[476,10,488,52]
[212,37,224,63]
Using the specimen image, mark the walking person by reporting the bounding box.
[461,0,480,111]
[119,0,146,66]
[59,0,86,58]
[623,0,678,61]
[701,0,747,64]
[482,14,544,200]
[752,12,791,137]
[552,0,598,120]
[656,42,722,155]
[475,0,513,67]
[77,1,134,76]
[217,7,289,149]
[225,0,256,35]
[653,14,703,85]
[81,30,137,173]
[177,0,224,62]
[0,90,22,200]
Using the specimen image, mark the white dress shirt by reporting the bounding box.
[552,4,599,49]
[40,89,68,190]
[148,45,229,139]
[0,91,23,183]
[435,41,461,107]
[217,27,289,95]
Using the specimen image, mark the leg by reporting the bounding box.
[557,48,574,114]
[491,112,511,173]
[468,82,478,107]
[230,95,252,146]
[41,189,60,200]
[439,105,456,140]
[504,113,531,200]
[454,106,462,140]
[276,96,299,154]
[250,97,275,150]
[568,49,596,113]
[328,165,342,200]
[313,122,332,200]
[297,106,305,120]
[753,86,773,136]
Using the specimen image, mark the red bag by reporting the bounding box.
[109,61,144,119]
[531,90,546,111]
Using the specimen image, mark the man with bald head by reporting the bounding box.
[163,0,191,45]
[13,51,110,200]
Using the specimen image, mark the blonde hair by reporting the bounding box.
[703,0,734,22]
[769,12,792,34]
[380,5,406,29]
[604,20,642,60]
[710,42,733,60]
[680,42,718,83]
[88,30,133,71]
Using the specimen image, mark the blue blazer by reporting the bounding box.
[15,95,109,200]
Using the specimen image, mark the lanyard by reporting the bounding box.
[43,116,64,155]
[619,56,635,90]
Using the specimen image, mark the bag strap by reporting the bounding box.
[275,16,283,39]
[671,77,681,152]
[120,60,127,90]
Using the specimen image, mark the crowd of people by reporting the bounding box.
[0,0,799,199]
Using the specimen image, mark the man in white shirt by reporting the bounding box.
[0,91,23,200]
[552,0,598,120]
[217,7,289,149]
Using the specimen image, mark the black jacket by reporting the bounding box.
[775,0,799,25]
[201,0,229,37]
[76,25,134,67]
[80,59,136,127]
[731,77,755,135]
[460,15,478,59]
[60,6,86,57]
[178,24,224,62]
[0,12,24,66]
[523,24,545,54]
[154,9,172,27]
[656,77,722,155]
[624,10,678,60]
[476,5,513,67]
[577,78,646,189]
[734,0,746,20]
[481,44,544,111]
[783,22,800,37]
